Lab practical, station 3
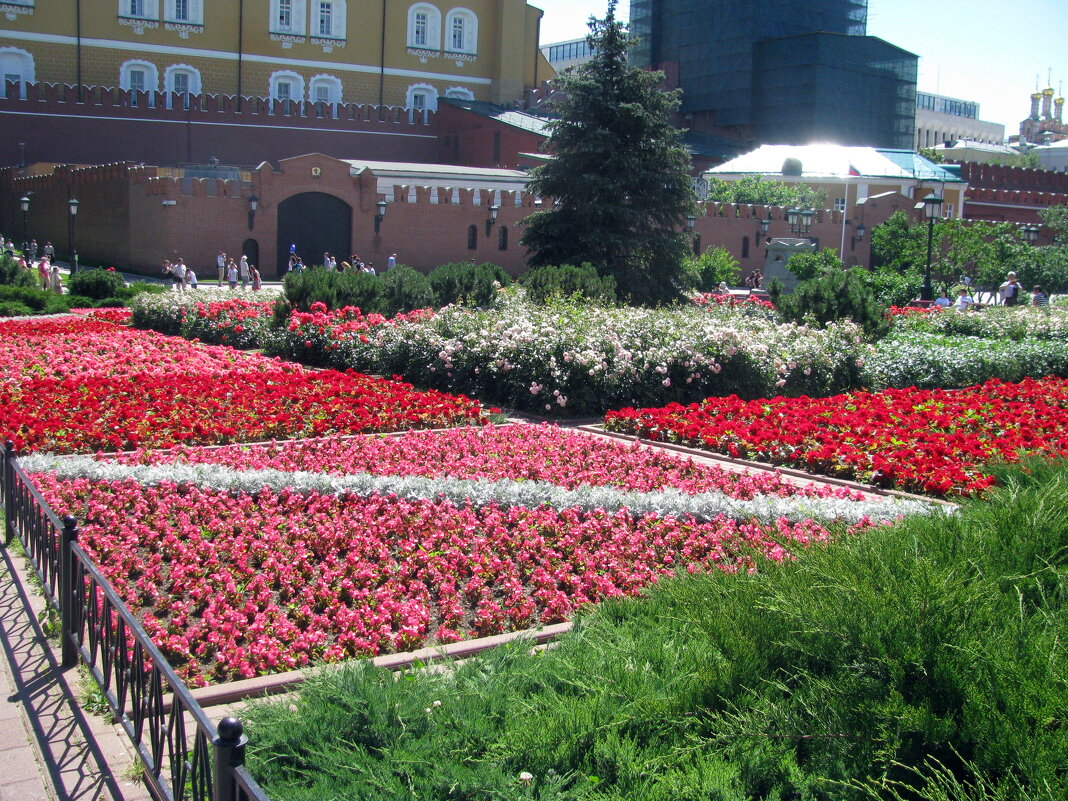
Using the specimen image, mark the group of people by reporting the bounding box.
[164,253,261,291]
[283,249,399,277]
[215,252,262,291]
[933,272,1050,310]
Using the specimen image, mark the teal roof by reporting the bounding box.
[876,149,966,183]
[440,98,553,137]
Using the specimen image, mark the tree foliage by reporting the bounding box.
[704,175,827,210]
[520,1,695,305]
[870,211,1040,292]
[682,247,740,291]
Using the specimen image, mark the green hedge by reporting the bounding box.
[244,461,1068,801]
[426,261,511,307]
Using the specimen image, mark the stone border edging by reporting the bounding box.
[580,425,958,509]
[175,622,572,710]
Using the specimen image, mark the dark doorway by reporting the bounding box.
[276,192,352,278]
[241,238,260,273]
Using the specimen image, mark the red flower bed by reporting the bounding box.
[0,317,486,453]
[604,377,1068,497]
[35,476,838,685]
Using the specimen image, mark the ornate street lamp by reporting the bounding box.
[485,204,499,237]
[19,195,30,248]
[68,197,80,275]
[919,193,943,301]
[374,199,387,234]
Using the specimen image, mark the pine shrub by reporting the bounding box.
[67,268,126,300]
[283,267,383,313]
[378,265,435,316]
[519,262,618,305]
[427,262,510,307]
[772,267,890,339]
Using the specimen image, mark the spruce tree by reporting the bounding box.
[520,0,695,305]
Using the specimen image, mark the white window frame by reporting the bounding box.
[0,47,34,100]
[164,0,202,24]
[314,0,346,38]
[308,73,342,105]
[444,86,473,100]
[407,3,440,50]
[119,59,159,105]
[164,63,200,108]
[406,82,438,115]
[270,0,306,35]
[833,197,846,213]
[269,70,306,103]
[120,0,158,19]
[444,7,477,54]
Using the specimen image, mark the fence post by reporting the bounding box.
[3,441,13,546]
[213,717,248,801]
[59,514,79,668]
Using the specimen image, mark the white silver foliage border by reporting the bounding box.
[21,454,941,525]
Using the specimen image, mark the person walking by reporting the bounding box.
[250,264,262,291]
[227,259,239,290]
[185,266,198,290]
[43,241,55,261]
[217,251,227,286]
[387,253,397,270]
[239,255,250,289]
[37,257,50,290]
[49,262,63,294]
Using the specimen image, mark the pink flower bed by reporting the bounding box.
[114,424,862,501]
[36,475,841,686]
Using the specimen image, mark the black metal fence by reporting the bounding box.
[2,441,271,801]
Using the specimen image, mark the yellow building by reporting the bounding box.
[0,0,551,108]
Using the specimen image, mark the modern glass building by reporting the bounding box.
[629,0,917,149]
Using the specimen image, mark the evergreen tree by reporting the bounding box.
[520,1,695,305]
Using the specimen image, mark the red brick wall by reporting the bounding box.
[0,83,438,168]
[3,159,911,281]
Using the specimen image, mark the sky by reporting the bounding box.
[532,0,1068,134]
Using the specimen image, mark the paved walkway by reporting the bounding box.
[0,544,150,801]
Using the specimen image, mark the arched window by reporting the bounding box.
[444,7,477,53]
[498,226,508,251]
[119,59,159,105]
[270,0,306,34]
[164,0,202,23]
[444,86,473,100]
[269,70,305,103]
[467,224,477,250]
[406,82,438,120]
[164,63,200,108]
[314,0,346,39]
[308,73,342,105]
[407,3,440,49]
[0,48,34,99]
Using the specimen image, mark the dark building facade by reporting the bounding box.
[629,0,917,149]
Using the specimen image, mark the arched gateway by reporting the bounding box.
[275,192,352,278]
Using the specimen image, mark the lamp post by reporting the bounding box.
[919,193,943,301]
[485,204,499,237]
[787,208,814,238]
[19,195,30,248]
[1021,224,1040,244]
[247,194,258,231]
[374,199,387,234]
[686,213,696,233]
[68,197,79,275]
[758,216,770,242]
